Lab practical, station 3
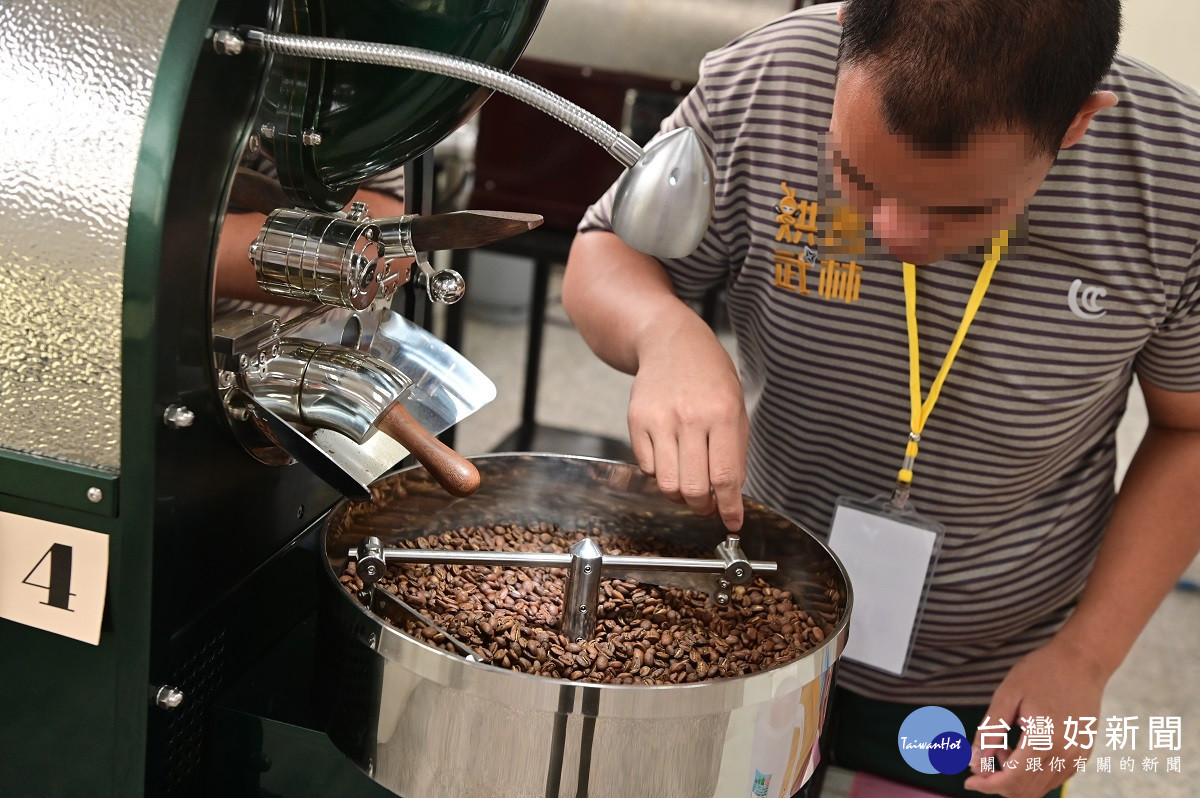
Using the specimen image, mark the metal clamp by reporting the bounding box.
[375,214,419,259]
[713,534,752,606]
[356,537,387,583]
[248,207,385,310]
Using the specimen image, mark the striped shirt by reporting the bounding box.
[580,5,1200,703]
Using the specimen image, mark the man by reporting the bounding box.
[563,1,1200,796]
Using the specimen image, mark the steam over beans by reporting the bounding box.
[340,522,839,685]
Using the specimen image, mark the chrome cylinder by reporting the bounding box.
[562,537,604,641]
[243,339,411,443]
[322,454,852,798]
[249,208,383,310]
[375,214,419,258]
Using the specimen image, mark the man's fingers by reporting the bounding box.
[630,426,656,477]
[677,428,717,517]
[707,424,745,530]
[645,427,685,504]
[628,383,747,524]
[631,423,686,502]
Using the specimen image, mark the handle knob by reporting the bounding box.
[376,401,480,497]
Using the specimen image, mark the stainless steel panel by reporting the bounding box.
[0,0,181,470]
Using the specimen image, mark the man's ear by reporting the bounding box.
[1060,91,1119,149]
[838,3,847,25]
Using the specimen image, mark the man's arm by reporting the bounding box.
[562,231,748,529]
[965,376,1200,797]
[1051,378,1200,674]
[563,231,701,373]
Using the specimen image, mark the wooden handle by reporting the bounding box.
[376,401,480,497]
[408,210,543,252]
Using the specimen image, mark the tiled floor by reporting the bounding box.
[448,262,1199,797]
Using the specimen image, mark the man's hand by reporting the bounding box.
[563,231,751,531]
[964,637,1109,797]
[628,311,748,530]
[965,380,1200,796]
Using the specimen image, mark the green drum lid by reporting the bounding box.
[261,0,547,211]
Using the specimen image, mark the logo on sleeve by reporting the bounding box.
[1068,279,1107,320]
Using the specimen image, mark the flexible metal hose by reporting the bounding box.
[240,28,643,168]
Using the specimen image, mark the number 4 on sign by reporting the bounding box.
[22,544,75,611]
[0,512,108,645]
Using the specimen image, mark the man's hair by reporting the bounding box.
[838,0,1121,156]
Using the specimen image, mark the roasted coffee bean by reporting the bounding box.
[341,521,837,685]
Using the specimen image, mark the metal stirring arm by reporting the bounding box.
[349,534,777,642]
[368,586,480,660]
[601,535,755,597]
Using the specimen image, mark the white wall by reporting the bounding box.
[1119,0,1200,89]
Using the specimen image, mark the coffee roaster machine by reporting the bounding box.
[0,1,848,796]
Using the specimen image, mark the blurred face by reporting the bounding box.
[827,65,1053,264]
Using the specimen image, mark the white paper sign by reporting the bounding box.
[0,511,109,645]
[827,501,937,675]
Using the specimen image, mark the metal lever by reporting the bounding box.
[412,259,467,305]
[244,339,412,444]
[349,534,777,641]
[215,309,479,499]
[377,211,543,305]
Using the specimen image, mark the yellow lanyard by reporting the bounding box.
[892,229,1009,509]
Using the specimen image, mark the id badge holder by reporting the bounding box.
[827,494,946,676]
